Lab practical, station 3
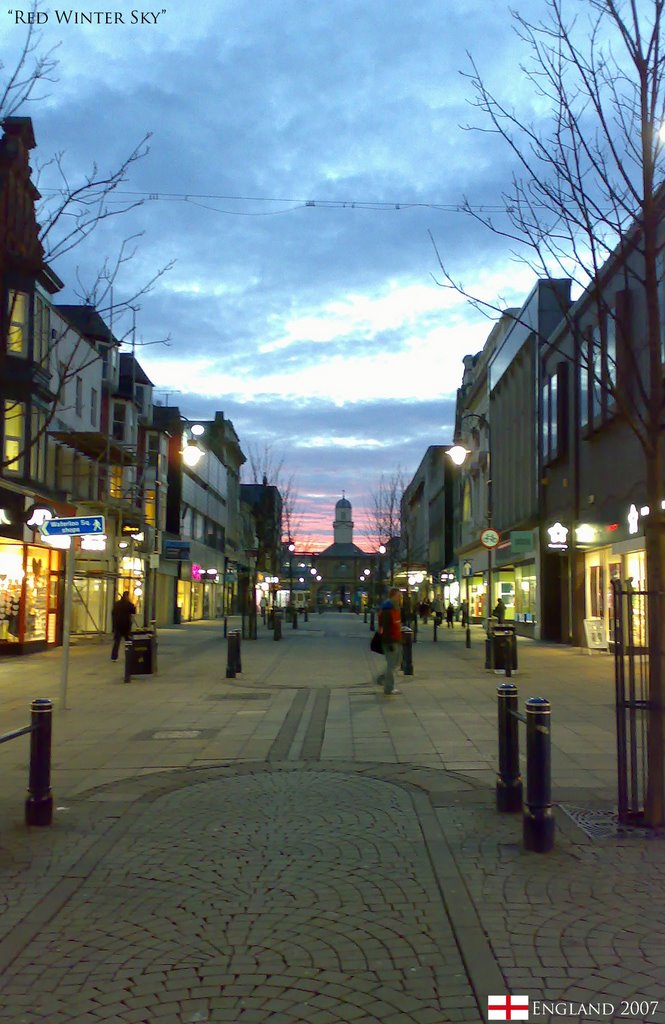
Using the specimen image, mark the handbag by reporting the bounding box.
[370,631,383,654]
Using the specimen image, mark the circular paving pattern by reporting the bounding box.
[0,769,475,1024]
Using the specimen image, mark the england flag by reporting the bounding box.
[487,994,530,1020]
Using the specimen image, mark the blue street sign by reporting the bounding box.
[40,515,105,537]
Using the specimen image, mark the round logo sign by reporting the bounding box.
[480,528,500,548]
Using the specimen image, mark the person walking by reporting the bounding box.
[446,601,455,628]
[111,590,136,661]
[377,587,403,695]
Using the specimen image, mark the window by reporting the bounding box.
[579,340,589,428]
[112,402,126,441]
[7,291,28,357]
[3,400,25,473]
[589,326,603,424]
[29,409,46,482]
[144,488,156,527]
[110,465,123,499]
[75,376,83,418]
[606,313,617,414]
[90,388,98,427]
[541,364,566,464]
[34,296,50,364]
[58,362,67,405]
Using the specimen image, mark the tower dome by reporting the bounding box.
[336,496,352,510]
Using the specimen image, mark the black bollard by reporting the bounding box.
[223,616,228,639]
[25,698,53,826]
[292,607,298,629]
[370,609,375,631]
[304,608,309,622]
[523,697,555,852]
[433,618,438,643]
[226,631,237,677]
[401,627,414,675]
[496,683,522,812]
[273,613,282,641]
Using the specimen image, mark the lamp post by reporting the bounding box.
[287,539,295,617]
[447,412,494,635]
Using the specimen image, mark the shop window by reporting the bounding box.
[514,565,537,623]
[24,547,48,642]
[7,290,28,357]
[589,564,605,618]
[0,541,24,643]
[3,400,25,474]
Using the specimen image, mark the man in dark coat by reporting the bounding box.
[111,591,136,661]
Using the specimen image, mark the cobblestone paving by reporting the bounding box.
[436,802,665,1024]
[0,769,478,1024]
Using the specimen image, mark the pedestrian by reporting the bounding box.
[432,596,443,625]
[111,590,136,661]
[446,601,455,628]
[493,597,506,623]
[376,587,402,695]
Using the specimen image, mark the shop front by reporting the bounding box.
[0,539,61,653]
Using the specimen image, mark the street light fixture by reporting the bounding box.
[446,413,494,637]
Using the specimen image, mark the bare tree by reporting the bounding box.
[366,469,405,585]
[1,5,174,468]
[433,0,665,824]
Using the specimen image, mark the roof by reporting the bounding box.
[56,305,121,346]
[336,497,352,509]
[318,541,367,558]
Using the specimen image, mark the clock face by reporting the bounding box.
[480,528,500,548]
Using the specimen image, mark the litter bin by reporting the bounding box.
[486,624,517,673]
[124,630,157,682]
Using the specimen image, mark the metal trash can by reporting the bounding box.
[124,630,157,682]
[487,624,517,672]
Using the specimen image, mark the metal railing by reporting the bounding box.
[0,698,53,826]
[496,683,554,852]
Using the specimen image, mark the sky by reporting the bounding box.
[0,0,549,550]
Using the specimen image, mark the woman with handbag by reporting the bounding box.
[376,587,402,695]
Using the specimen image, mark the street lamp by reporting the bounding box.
[287,539,295,613]
[447,412,494,636]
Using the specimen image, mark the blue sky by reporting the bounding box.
[0,0,546,548]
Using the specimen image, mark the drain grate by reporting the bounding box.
[559,804,620,839]
[558,804,665,840]
[133,728,219,741]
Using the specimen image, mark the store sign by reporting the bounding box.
[192,563,202,581]
[510,530,534,554]
[461,559,473,577]
[547,522,568,550]
[627,504,639,535]
[121,521,142,536]
[164,540,191,560]
[80,534,108,552]
[24,503,56,528]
